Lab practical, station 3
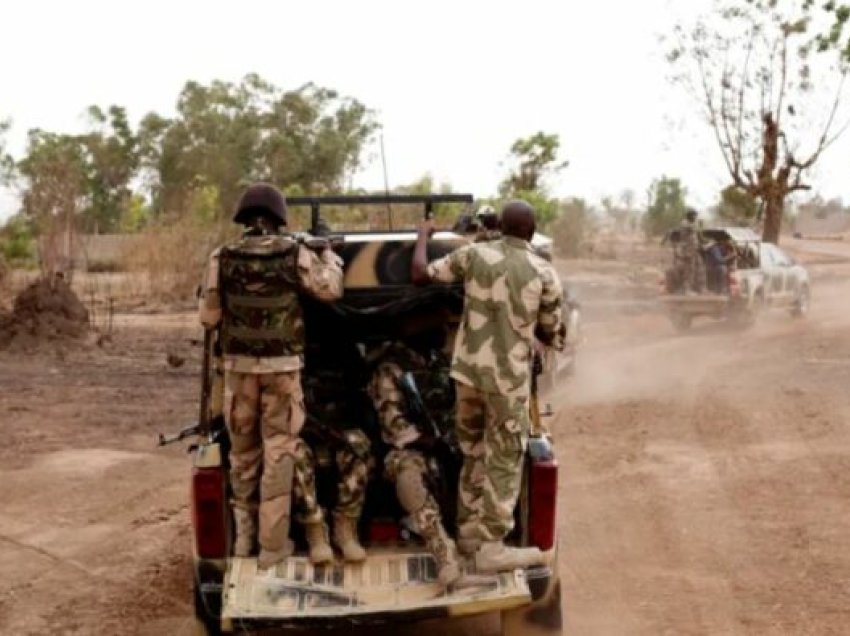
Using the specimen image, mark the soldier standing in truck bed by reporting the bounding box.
[199,183,346,569]
[411,199,567,573]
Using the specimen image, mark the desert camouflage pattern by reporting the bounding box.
[454,382,530,542]
[369,356,457,573]
[225,369,305,554]
[426,235,567,397]
[199,233,344,373]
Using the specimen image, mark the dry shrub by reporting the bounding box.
[124,217,236,302]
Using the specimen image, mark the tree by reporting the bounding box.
[499,132,568,227]
[139,74,377,219]
[716,185,759,224]
[643,176,688,237]
[668,0,849,243]
[17,130,89,277]
[79,105,140,233]
[0,119,14,186]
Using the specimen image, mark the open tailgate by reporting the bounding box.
[221,549,531,625]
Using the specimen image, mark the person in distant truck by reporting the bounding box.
[198,183,345,569]
[674,208,705,294]
[366,340,461,587]
[411,199,567,573]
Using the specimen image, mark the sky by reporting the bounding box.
[1,0,849,221]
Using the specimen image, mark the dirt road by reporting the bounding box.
[1,247,849,635]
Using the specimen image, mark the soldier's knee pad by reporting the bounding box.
[396,467,428,513]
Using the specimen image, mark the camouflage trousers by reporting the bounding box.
[385,449,455,569]
[455,382,530,543]
[295,430,373,524]
[225,370,305,553]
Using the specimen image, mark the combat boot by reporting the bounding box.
[333,513,366,563]
[257,539,294,570]
[304,521,334,565]
[232,507,256,558]
[413,507,460,587]
[474,541,546,573]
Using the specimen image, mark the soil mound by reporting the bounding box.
[0,277,90,350]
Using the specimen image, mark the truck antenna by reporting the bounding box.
[380,132,393,230]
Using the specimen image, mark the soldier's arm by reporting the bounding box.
[198,249,222,329]
[534,265,567,352]
[297,244,344,302]
[411,219,471,285]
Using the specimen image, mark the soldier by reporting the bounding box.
[677,208,705,293]
[411,200,567,574]
[473,205,502,242]
[198,182,344,569]
[366,341,461,587]
[300,347,374,563]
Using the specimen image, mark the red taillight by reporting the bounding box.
[528,459,558,551]
[192,467,227,559]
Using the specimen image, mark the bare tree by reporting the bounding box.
[669,0,849,243]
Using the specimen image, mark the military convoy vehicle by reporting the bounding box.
[659,227,811,331]
[172,195,570,635]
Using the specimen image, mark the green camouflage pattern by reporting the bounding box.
[334,430,373,518]
[219,235,304,358]
[369,353,457,574]
[426,236,566,397]
[454,382,530,542]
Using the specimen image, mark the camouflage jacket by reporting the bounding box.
[426,236,566,397]
[199,233,344,373]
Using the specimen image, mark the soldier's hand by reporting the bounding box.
[418,218,436,238]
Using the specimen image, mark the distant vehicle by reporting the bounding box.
[659,227,811,331]
[171,195,564,636]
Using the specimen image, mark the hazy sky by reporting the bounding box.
[1,0,848,220]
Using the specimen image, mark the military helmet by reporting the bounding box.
[233,183,287,227]
[474,204,498,230]
[685,207,698,221]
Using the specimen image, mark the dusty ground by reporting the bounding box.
[1,238,849,635]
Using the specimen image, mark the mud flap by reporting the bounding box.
[221,550,530,624]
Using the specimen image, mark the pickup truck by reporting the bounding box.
[181,195,564,636]
[659,227,811,331]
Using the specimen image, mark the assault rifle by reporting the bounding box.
[158,327,217,446]
[529,350,554,437]
[396,372,458,456]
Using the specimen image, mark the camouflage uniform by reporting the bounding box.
[425,236,566,545]
[367,345,460,585]
[676,218,705,293]
[199,232,344,565]
[474,228,503,243]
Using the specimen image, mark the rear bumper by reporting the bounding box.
[196,553,556,632]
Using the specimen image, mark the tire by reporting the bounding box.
[791,285,810,318]
[501,578,563,636]
[670,312,692,332]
